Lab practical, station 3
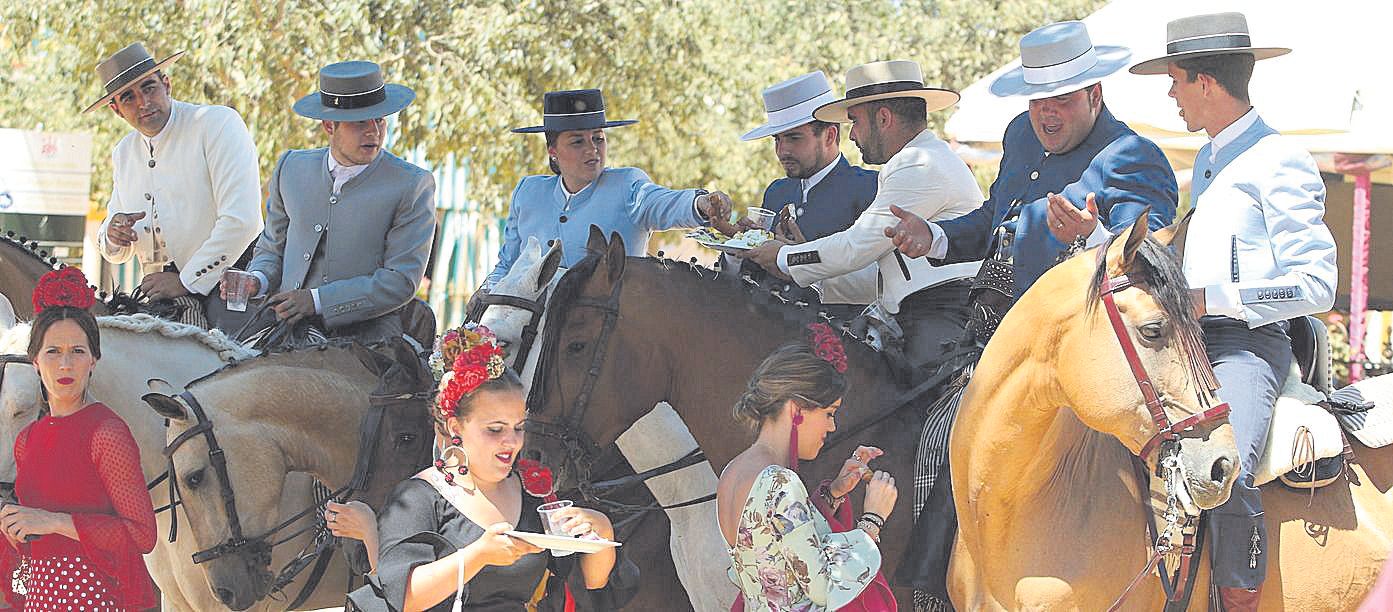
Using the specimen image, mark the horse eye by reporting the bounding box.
[496,340,511,350]
[395,432,418,447]
[185,469,205,489]
[566,341,587,354]
[1139,322,1165,340]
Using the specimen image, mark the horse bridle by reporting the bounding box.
[467,290,548,370]
[1093,239,1232,611]
[524,273,716,517]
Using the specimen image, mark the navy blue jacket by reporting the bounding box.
[760,156,878,241]
[935,106,1178,294]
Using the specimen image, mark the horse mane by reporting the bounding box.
[0,314,260,363]
[0,231,64,271]
[96,314,261,362]
[1087,237,1212,390]
[529,251,881,412]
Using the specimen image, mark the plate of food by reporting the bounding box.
[687,228,775,254]
[506,531,622,554]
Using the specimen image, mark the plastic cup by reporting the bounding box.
[537,500,576,556]
[746,208,777,231]
[222,269,256,312]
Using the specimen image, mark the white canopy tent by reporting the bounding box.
[945,0,1392,148]
[944,0,1393,380]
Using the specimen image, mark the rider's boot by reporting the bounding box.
[1218,586,1261,612]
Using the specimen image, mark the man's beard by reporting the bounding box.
[783,150,828,179]
[858,122,888,165]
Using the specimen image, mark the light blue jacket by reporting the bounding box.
[1185,112,1338,328]
[487,167,703,285]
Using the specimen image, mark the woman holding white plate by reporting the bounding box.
[348,324,632,611]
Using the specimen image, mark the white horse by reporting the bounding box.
[0,315,353,611]
[479,237,734,611]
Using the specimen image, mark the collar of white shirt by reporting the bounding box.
[327,150,370,194]
[799,155,842,202]
[1209,107,1258,163]
[140,102,179,154]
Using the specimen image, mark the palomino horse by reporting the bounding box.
[526,228,925,603]
[0,316,362,611]
[948,219,1393,609]
[142,340,434,610]
[477,236,719,611]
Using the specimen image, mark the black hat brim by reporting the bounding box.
[511,119,638,134]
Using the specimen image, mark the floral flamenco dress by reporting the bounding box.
[726,465,887,612]
[1,403,157,611]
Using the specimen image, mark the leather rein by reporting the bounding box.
[1093,239,1231,611]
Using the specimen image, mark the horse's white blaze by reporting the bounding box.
[615,402,735,612]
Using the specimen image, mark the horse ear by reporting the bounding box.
[537,241,563,292]
[142,392,188,421]
[1112,206,1152,272]
[1152,208,1194,257]
[604,232,626,284]
[585,225,607,255]
[146,378,178,396]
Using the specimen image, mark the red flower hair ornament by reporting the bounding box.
[806,322,848,373]
[435,323,507,419]
[32,268,96,314]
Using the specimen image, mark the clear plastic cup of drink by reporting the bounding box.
[746,208,777,231]
[537,500,576,556]
[222,269,256,312]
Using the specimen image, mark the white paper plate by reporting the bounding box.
[506,531,621,554]
[685,231,766,255]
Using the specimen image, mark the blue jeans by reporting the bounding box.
[1204,317,1291,589]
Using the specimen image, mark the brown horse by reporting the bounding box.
[0,231,108,318]
[526,228,925,604]
[141,341,434,610]
[949,218,1393,610]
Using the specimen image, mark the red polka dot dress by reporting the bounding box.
[1,403,157,611]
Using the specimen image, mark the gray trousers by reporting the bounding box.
[1205,317,1292,589]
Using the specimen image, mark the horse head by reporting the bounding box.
[526,226,660,489]
[141,343,428,610]
[477,236,564,372]
[1029,212,1239,510]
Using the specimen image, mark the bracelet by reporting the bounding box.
[859,512,885,529]
[818,484,846,511]
[856,519,881,543]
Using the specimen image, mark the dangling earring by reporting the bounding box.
[435,434,470,485]
[788,410,803,470]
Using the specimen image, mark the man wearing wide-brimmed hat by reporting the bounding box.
[1132,13,1336,610]
[734,71,880,317]
[742,71,878,243]
[90,43,263,328]
[738,60,982,377]
[243,60,436,343]
[881,21,1179,609]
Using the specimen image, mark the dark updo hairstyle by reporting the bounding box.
[544,132,562,174]
[27,306,101,362]
[435,369,524,431]
[733,343,846,430]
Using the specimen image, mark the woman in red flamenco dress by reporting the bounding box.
[0,269,156,610]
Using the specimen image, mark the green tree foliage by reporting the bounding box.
[1,0,1102,213]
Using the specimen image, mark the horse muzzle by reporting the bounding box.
[1175,432,1240,511]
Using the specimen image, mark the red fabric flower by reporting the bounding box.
[806,323,848,373]
[516,458,558,502]
[32,268,95,314]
